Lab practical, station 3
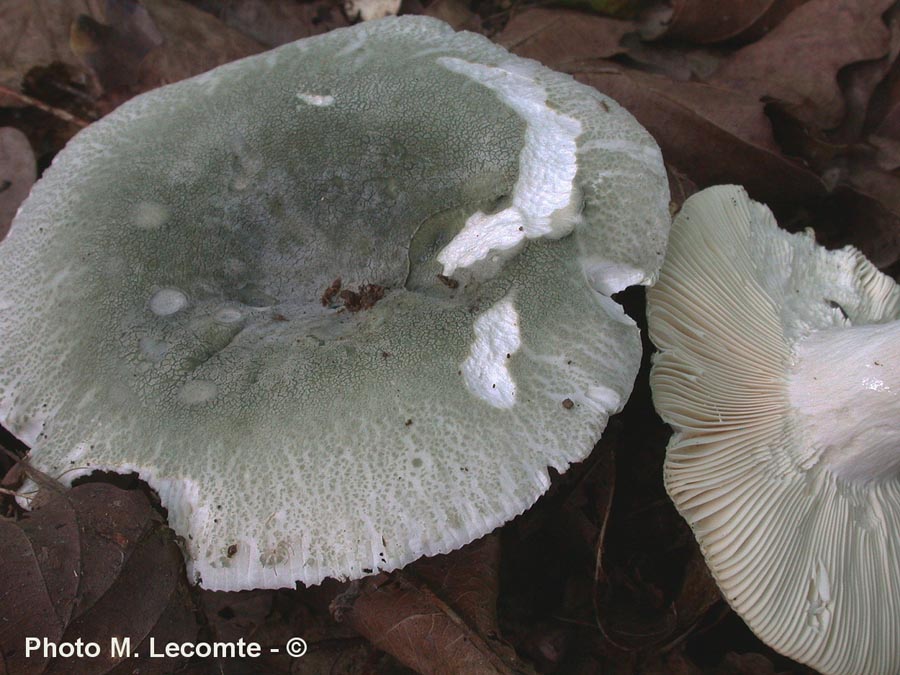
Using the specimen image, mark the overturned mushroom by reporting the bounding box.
[0,17,670,591]
[648,185,899,675]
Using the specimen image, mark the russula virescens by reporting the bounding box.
[0,17,670,591]
[648,185,899,675]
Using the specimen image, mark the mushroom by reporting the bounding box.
[0,17,670,590]
[647,185,899,675]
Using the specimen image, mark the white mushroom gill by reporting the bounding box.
[648,185,900,675]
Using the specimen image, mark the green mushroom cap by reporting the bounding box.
[0,17,669,590]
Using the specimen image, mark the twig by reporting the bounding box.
[0,84,91,128]
[0,486,34,501]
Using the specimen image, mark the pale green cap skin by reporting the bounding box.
[0,16,669,590]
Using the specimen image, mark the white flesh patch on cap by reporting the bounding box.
[435,57,582,277]
[580,260,646,296]
[133,201,169,230]
[149,287,188,316]
[296,93,335,107]
[461,295,521,408]
[648,185,900,675]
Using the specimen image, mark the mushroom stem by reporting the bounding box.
[789,319,900,483]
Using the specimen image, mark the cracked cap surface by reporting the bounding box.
[0,16,669,590]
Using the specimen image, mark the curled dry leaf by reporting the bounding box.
[549,0,642,19]
[829,2,900,143]
[664,546,721,647]
[614,32,722,82]
[70,0,263,111]
[873,70,900,142]
[423,0,482,33]
[497,8,631,64]
[0,481,197,675]
[636,649,703,675]
[709,651,794,675]
[594,526,677,650]
[588,438,678,650]
[870,134,900,171]
[666,164,698,213]
[332,535,532,675]
[593,514,721,653]
[711,0,897,131]
[825,171,900,271]
[572,66,825,211]
[69,2,164,95]
[0,0,103,91]
[109,0,265,85]
[639,0,808,44]
[0,127,36,241]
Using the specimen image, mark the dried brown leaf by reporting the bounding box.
[0,485,80,675]
[830,165,900,270]
[70,0,264,111]
[639,0,808,44]
[424,0,482,32]
[594,558,677,650]
[616,32,723,81]
[497,9,631,65]
[870,133,900,170]
[122,0,265,85]
[553,0,642,19]
[711,0,897,131]
[708,651,788,675]
[862,13,900,164]
[872,66,900,140]
[0,128,36,241]
[637,649,703,675]
[666,546,721,646]
[184,0,349,48]
[666,164,698,212]
[289,640,384,675]
[572,66,825,210]
[0,482,197,675]
[69,4,163,94]
[0,0,104,91]
[831,2,900,142]
[560,430,617,553]
[591,444,680,651]
[333,535,532,675]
